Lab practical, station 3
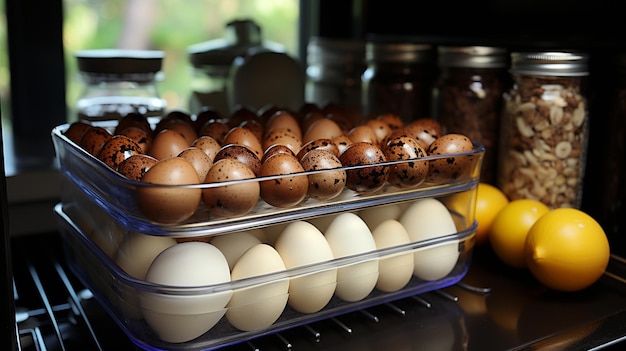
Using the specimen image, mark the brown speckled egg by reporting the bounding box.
[229,105,260,128]
[193,107,224,132]
[403,118,442,148]
[348,125,378,144]
[64,121,92,144]
[297,138,340,160]
[426,133,476,184]
[149,129,190,160]
[214,144,262,176]
[178,146,213,181]
[240,118,265,143]
[116,126,153,154]
[198,120,230,145]
[259,153,308,208]
[158,119,198,146]
[383,136,429,188]
[192,135,221,162]
[300,110,326,135]
[262,144,294,163]
[80,126,113,156]
[262,127,302,155]
[339,142,389,193]
[154,110,193,135]
[136,156,202,224]
[303,118,344,144]
[223,126,263,158]
[265,110,302,141]
[97,135,143,170]
[376,113,404,131]
[300,149,346,200]
[118,154,158,181]
[115,112,152,135]
[202,158,260,218]
[366,119,393,144]
[332,135,354,155]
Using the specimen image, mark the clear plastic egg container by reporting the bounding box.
[52,123,484,237]
[54,181,477,351]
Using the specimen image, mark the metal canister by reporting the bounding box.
[433,46,509,184]
[497,51,590,209]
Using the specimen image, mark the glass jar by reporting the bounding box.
[497,51,590,209]
[433,46,509,184]
[187,19,284,117]
[361,37,436,124]
[306,37,365,116]
[75,49,166,128]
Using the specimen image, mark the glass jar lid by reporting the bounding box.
[510,51,589,77]
[438,46,508,68]
[365,36,434,63]
[75,49,164,75]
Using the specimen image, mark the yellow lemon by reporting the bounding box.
[525,208,610,292]
[474,183,509,246]
[489,199,549,268]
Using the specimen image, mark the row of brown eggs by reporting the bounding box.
[63,103,476,225]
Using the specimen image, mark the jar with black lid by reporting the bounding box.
[497,51,590,209]
[361,37,436,124]
[433,46,509,184]
[75,49,166,127]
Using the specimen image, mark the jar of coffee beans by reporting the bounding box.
[432,46,509,184]
[497,51,590,209]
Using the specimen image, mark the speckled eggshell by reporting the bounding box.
[198,120,230,145]
[366,119,393,144]
[178,146,213,181]
[303,118,344,144]
[265,110,302,141]
[426,133,475,184]
[296,138,340,160]
[376,113,404,131]
[202,158,260,218]
[115,112,152,135]
[403,118,443,148]
[347,124,378,144]
[300,149,346,201]
[223,126,264,159]
[64,121,92,144]
[259,153,308,208]
[136,156,202,224]
[79,126,113,156]
[339,142,389,193]
[213,144,262,176]
[149,129,190,160]
[262,127,302,156]
[118,154,158,181]
[97,134,144,170]
[116,126,153,154]
[383,135,429,189]
[262,144,294,163]
[191,135,221,163]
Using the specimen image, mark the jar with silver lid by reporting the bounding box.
[433,46,509,184]
[497,51,590,209]
[75,49,166,128]
[305,37,365,117]
[361,37,436,124]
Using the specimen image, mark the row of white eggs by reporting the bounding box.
[85,197,462,343]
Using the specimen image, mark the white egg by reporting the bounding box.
[115,232,178,280]
[371,219,414,292]
[399,198,460,281]
[210,231,262,270]
[275,221,337,314]
[325,213,379,302]
[226,244,289,331]
[359,203,403,231]
[113,232,177,320]
[140,242,232,343]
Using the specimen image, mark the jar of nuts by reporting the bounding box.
[433,46,509,184]
[497,51,590,209]
[361,36,436,124]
